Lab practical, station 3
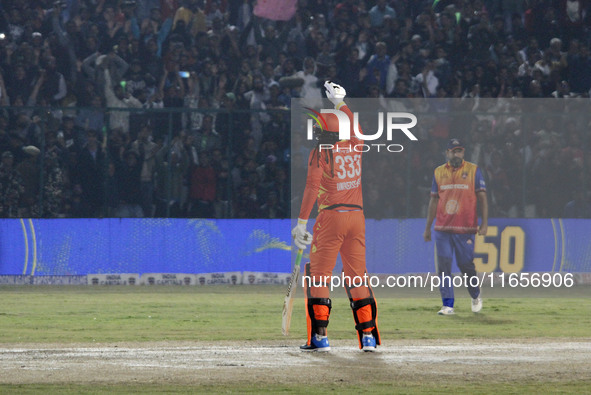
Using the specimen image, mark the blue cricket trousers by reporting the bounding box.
[434,231,481,307]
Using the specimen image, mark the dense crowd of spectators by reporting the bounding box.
[0,0,590,218]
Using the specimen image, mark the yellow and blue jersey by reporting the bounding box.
[431,160,486,234]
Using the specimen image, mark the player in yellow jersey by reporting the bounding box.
[424,139,488,315]
[292,82,380,352]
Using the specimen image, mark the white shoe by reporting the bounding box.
[437,306,455,315]
[471,297,482,313]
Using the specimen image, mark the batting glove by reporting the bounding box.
[324,81,347,108]
[291,218,312,250]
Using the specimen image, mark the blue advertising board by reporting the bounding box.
[0,219,589,275]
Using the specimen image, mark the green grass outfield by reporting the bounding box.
[0,284,589,394]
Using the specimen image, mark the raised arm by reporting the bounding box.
[82,52,99,79]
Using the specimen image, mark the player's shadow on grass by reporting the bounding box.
[454,314,515,325]
[403,306,439,312]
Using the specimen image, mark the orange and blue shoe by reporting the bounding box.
[300,334,330,352]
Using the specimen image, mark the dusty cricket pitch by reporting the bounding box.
[1,339,590,386]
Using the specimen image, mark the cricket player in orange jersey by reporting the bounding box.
[292,82,380,352]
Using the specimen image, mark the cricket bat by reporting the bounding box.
[282,249,303,336]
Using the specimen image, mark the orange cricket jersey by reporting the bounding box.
[298,106,364,220]
[431,160,486,234]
